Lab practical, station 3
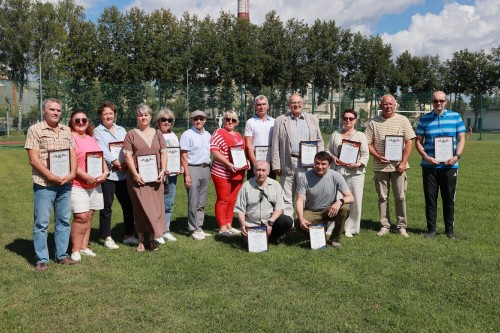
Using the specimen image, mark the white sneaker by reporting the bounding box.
[123,236,139,245]
[104,237,119,250]
[162,232,177,242]
[80,248,97,257]
[344,232,353,238]
[399,228,410,238]
[71,252,81,261]
[155,237,165,244]
[191,231,206,240]
[377,228,390,236]
[228,228,242,235]
[200,230,211,237]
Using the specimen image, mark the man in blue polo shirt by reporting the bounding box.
[415,91,465,239]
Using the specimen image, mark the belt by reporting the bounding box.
[291,153,300,158]
[188,163,210,168]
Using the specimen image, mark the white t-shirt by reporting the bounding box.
[244,114,275,147]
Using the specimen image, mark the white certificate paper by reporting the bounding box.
[254,146,271,162]
[434,136,454,163]
[338,140,361,165]
[300,141,318,167]
[167,147,181,174]
[384,135,404,162]
[137,154,159,183]
[247,226,268,253]
[230,145,249,170]
[109,141,125,162]
[309,223,326,250]
[86,151,103,178]
[48,149,70,178]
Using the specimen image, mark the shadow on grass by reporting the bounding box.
[361,218,426,235]
[5,237,38,265]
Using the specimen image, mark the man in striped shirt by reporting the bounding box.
[415,91,465,239]
[364,94,415,237]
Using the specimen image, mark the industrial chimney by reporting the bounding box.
[237,0,249,20]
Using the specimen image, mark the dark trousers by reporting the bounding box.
[100,179,134,239]
[422,167,458,233]
[268,214,293,242]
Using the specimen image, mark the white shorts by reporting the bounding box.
[71,185,104,213]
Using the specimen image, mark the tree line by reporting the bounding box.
[1,0,499,131]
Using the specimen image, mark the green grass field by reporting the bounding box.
[0,134,498,332]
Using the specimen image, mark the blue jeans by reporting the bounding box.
[33,183,72,263]
[163,175,177,233]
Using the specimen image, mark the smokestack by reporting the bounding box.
[237,0,249,21]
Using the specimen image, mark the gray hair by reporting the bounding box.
[42,98,62,111]
[254,95,268,106]
[136,103,153,116]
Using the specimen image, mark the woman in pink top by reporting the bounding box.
[210,111,247,236]
[69,110,109,261]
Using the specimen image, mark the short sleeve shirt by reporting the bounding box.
[179,127,211,165]
[244,114,274,146]
[25,121,75,187]
[297,169,349,212]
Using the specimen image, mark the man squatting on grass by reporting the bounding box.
[234,160,293,245]
[296,152,354,248]
[25,98,79,272]
[415,91,465,239]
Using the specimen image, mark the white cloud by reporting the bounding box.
[382,0,499,59]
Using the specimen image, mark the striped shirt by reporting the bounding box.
[416,109,465,169]
[25,121,75,186]
[364,114,415,172]
[210,128,246,180]
[290,113,310,154]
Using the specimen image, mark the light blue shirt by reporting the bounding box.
[179,127,211,165]
[94,123,128,181]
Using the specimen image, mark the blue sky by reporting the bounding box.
[74,0,498,60]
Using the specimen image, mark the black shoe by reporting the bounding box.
[424,230,436,238]
[446,232,456,239]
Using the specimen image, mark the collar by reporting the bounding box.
[290,112,304,120]
[432,109,448,117]
[249,177,272,189]
[42,120,64,131]
[191,126,205,134]
[253,114,271,121]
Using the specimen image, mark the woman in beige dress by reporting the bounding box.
[123,104,168,251]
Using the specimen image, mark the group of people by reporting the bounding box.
[26,90,465,272]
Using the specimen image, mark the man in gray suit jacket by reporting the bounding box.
[271,94,324,217]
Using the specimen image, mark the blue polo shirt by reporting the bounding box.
[179,127,211,165]
[416,109,465,169]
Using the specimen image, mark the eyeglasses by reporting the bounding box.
[192,117,205,121]
[160,118,174,123]
[343,117,356,121]
[73,118,88,125]
[225,118,237,123]
[289,102,302,105]
[433,99,446,104]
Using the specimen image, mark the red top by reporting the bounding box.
[210,128,246,180]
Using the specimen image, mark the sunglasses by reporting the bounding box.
[343,117,356,121]
[73,118,88,125]
[160,118,174,123]
[193,117,205,121]
[433,99,446,103]
[225,118,237,123]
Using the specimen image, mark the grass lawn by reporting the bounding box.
[0,134,498,332]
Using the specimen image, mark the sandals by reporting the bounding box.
[137,241,145,252]
[149,241,158,252]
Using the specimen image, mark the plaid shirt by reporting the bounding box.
[25,121,75,186]
[290,113,310,154]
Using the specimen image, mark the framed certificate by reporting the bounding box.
[309,223,326,250]
[230,145,249,170]
[338,140,361,165]
[247,226,268,253]
[254,146,271,163]
[167,147,181,174]
[137,154,159,183]
[434,136,454,163]
[48,149,70,178]
[300,141,318,167]
[384,135,404,162]
[86,151,103,178]
[109,141,125,162]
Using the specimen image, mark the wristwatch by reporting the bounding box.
[267,220,274,226]
[339,198,345,204]
[455,154,461,160]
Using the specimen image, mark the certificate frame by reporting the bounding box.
[247,225,268,253]
[338,139,361,165]
[86,151,103,178]
[434,136,454,163]
[166,147,181,174]
[384,135,404,162]
[300,141,318,167]
[230,145,249,170]
[48,148,71,178]
[137,154,159,183]
[254,146,271,163]
[309,223,327,250]
[109,141,125,163]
